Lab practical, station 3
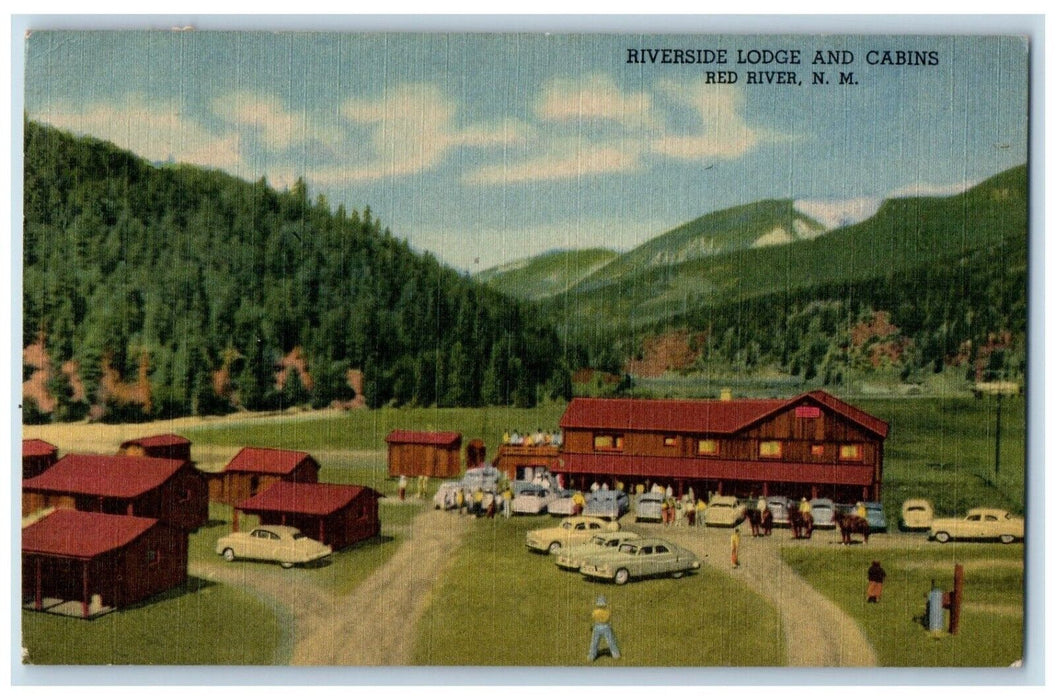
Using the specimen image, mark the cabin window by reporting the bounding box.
[759,441,783,458]
[663,436,678,448]
[593,434,624,451]
[146,549,160,568]
[839,444,863,461]
[810,444,825,457]
[697,439,719,456]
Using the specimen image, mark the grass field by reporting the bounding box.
[781,543,1024,666]
[412,513,786,666]
[21,577,285,665]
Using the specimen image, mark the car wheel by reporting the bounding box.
[614,568,630,585]
[548,541,562,554]
[670,570,684,579]
[1000,534,1015,544]
[222,548,236,562]
[280,561,294,569]
[934,531,950,543]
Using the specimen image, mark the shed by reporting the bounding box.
[22,439,58,479]
[22,509,188,618]
[235,481,382,550]
[118,433,192,461]
[22,454,208,531]
[212,446,321,505]
[385,430,462,478]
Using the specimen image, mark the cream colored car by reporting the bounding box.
[929,508,1024,544]
[704,495,747,527]
[526,516,619,554]
[900,499,934,531]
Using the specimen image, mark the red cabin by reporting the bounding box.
[235,481,382,551]
[118,433,192,461]
[211,447,321,505]
[385,430,462,478]
[22,439,58,479]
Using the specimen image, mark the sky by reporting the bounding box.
[22,30,1029,271]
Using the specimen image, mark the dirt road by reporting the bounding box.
[194,506,469,665]
[647,523,879,666]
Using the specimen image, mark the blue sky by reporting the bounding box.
[24,31,1028,271]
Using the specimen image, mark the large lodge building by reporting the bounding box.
[552,390,889,502]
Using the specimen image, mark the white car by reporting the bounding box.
[512,486,557,515]
[929,508,1024,544]
[215,526,332,568]
[546,489,577,516]
[433,481,463,510]
[704,496,746,526]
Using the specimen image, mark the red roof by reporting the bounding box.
[22,439,58,457]
[385,430,462,447]
[119,433,190,449]
[22,510,158,559]
[224,447,318,475]
[23,454,187,498]
[559,390,888,438]
[237,481,381,517]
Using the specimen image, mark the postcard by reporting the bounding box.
[17,25,1030,674]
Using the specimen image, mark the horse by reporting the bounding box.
[833,510,871,545]
[745,508,774,537]
[789,509,814,539]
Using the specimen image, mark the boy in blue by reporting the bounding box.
[588,596,621,661]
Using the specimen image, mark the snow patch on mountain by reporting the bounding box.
[794,197,882,230]
[752,227,793,248]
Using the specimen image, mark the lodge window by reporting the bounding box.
[759,441,783,458]
[697,439,719,456]
[663,436,678,448]
[146,549,160,568]
[839,444,863,461]
[593,434,624,451]
[810,444,825,457]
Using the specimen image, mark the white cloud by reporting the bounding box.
[465,141,640,186]
[336,83,522,181]
[536,74,659,132]
[211,91,342,152]
[650,80,766,161]
[886,180,979,199]
[33,94,248,173]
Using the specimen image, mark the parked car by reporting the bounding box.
[584,490,630,521]
[703,495,746,526]
[512,486,558,515]
[862,501,888,533]
[462,465,502,492]
[215,526,332,568]
[766,495,794,527]
[929,508,1024,544]
[555,531,643,571]
[432,481,463,510]
[579,537,701,585]
[900,499,934,531]
[525,516,620,553]
[809,498,837,529]
[546,489,578,516]
[635,493,664,522]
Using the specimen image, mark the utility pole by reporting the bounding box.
[994,391,1002,478]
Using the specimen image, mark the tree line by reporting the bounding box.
[23,120,572,422]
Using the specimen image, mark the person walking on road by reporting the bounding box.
[588,596,621,661]
[866,560,887,603]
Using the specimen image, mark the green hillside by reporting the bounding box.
[573,199,826,295]
[475,248,618,301]
[553,166,1027,330]
[22,121,573,422]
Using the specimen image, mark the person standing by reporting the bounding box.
[456,487,466,516]
[572,490,586,516]
[730,527,741,568]
[473,486,484,517]
[867,561,887,603]
[502,484,513,519]
[587,596,621,661]
[398,475,408,501]
[696,498,707,528]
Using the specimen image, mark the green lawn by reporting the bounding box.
[413,513,785,666]
[781,543,1023,666]
[21,577,285,665]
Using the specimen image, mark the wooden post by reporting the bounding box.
[762,482,769,497]
[35,558,42,610]
[949,564,964,634]
[81,561,90,618]
[233,508,239,532]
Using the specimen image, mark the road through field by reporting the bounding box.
[654,524,879,666]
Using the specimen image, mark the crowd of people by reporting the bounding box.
[502,427,563,447]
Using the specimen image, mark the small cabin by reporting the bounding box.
[384,430,462,478]
[118,433,192,461]
[211,447,321,505]
[22,439,58,479]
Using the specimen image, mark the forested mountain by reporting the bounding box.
[23,121,572,422]
[474,248,619,301]
[548,166,1028,384]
